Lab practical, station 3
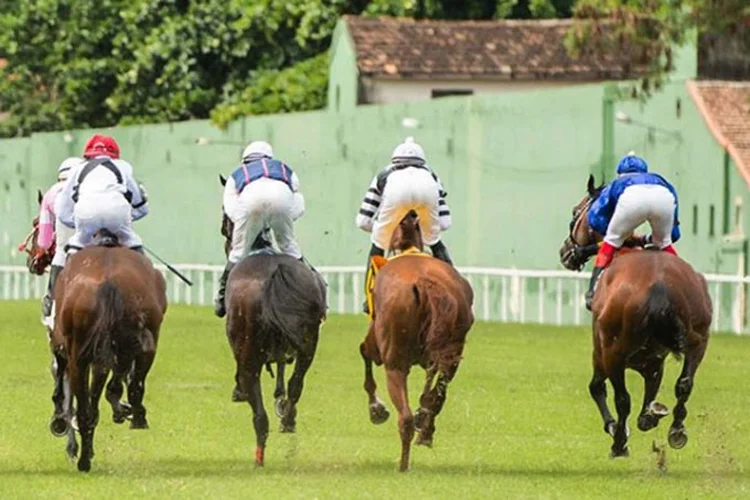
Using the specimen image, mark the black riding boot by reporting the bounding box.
[430,241,453,266]
[42,265,63,317]
[585,266,605,311]
[214,261,235,318]
[362,245,385,314]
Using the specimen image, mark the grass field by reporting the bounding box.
[1,301,749,499]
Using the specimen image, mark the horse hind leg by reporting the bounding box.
[607,363,632,458]
[360,339,389,425]
[415,364,452,448]
[589,363,616,437]
[668,339,707,450]
[636,358,669,432]
[71,361,93,472]
[279,333,318,433]
[106,361,133,424]
[127,350,155,430]
[240,366,269,466]
[50,350,70,437]
[385,368,414,472]
[274,361,287,419]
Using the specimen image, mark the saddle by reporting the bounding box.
[93,229,120,248]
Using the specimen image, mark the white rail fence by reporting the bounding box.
[1,265,747,334]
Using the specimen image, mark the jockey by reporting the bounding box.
[39,157,84,318]
[585,152,680,310]
[356,137,453,313]
[56,134,149,256]
[214,140,307,318]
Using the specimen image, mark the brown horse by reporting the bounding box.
[221,211,327,467]
[560,175,712,457]
[360,211,474,471]
[50,240,167,472]
[17,191,54,276]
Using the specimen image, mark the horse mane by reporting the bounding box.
[390,210,424,253]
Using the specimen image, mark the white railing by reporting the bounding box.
[1,265,748,335]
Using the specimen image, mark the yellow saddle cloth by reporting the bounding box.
[365,247,430,319]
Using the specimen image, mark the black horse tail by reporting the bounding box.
[637,281,686,356]
[80,281,125,367]
[260,262,324,351]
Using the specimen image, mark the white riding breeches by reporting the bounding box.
[52,224,75,267]
[228,178,301,263]
[371,168,442,250]
[66,193,142,251]
[604,184,676,249]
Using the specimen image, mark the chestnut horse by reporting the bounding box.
[360,211,474,471]
[220,211,327,466]
[560,175,712,457]
[50,241,167,472]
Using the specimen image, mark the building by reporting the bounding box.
[327,16,643,111]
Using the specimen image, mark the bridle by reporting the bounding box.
[17,219,55,275]
[561,196,600,271]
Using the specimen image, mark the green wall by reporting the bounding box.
[0,82,745,279]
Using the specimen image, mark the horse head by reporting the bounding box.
[559,174,603,271]
[18,192,54,275]
[390,210,424,254]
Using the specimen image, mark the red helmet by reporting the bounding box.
[83,134,120,159]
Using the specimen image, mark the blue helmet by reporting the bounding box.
[616,152,648,174]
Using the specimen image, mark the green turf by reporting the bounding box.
[0,301,749,499]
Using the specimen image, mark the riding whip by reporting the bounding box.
[143,246,194,286]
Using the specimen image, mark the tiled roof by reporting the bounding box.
[343,15,640,80]
[688,80,750,185]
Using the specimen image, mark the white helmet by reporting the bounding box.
[57,157,82,181]
[391,137,426,163]
[242,141,273,160]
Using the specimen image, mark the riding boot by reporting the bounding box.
[363,245,385,314]
[430,241,453,266]
[585,266,605,311]
[42,265,63,317]
[214,261,235,318]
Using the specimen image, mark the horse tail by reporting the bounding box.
[259,262,324,351]
[413,278,463,374]
[80,281,125,367]
[637,281,686,356]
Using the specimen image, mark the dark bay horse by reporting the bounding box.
[360,211,474,471]
[561,175,712,457]
[50,243,167,472]
[221,211,327,466]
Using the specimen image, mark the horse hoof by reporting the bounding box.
[638,415,658,432]
[414,408,428,432]
[609,446,630,459]
[255,447,264,467]
[50,416,69,437]
[650,401,669,417]
[279,422,296,433]
[130,419,149,430]
[369,403,390,425]
[275,398,289,419]
[77,458,91,472]
[415,433,433,448]
[668,427,688,449]
[66,442,79,460]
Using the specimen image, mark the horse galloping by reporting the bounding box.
[561,175,712,457]
[51,241,167,472]
[360,211,474,471]
[221,210,327,466]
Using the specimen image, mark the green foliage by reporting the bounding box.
[568,0,750,99]
[210,53,329,129]
[0,0,575,137]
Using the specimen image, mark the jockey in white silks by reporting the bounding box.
[56,134,149,255]
[214,140,307,318]
[39,157,84,319]
[356,137,453,313]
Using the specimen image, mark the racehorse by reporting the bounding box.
[561,174,712,457]
[360,211,474,471]
[50,235,167,472]
[219,194,327,467]
[17,190,54,276]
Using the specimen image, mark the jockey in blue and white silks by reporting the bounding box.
[214,140,306,318]
[585,152,680,310]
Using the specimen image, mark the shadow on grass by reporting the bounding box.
[2,456,749,481]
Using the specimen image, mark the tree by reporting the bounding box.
[567,0,750,98]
